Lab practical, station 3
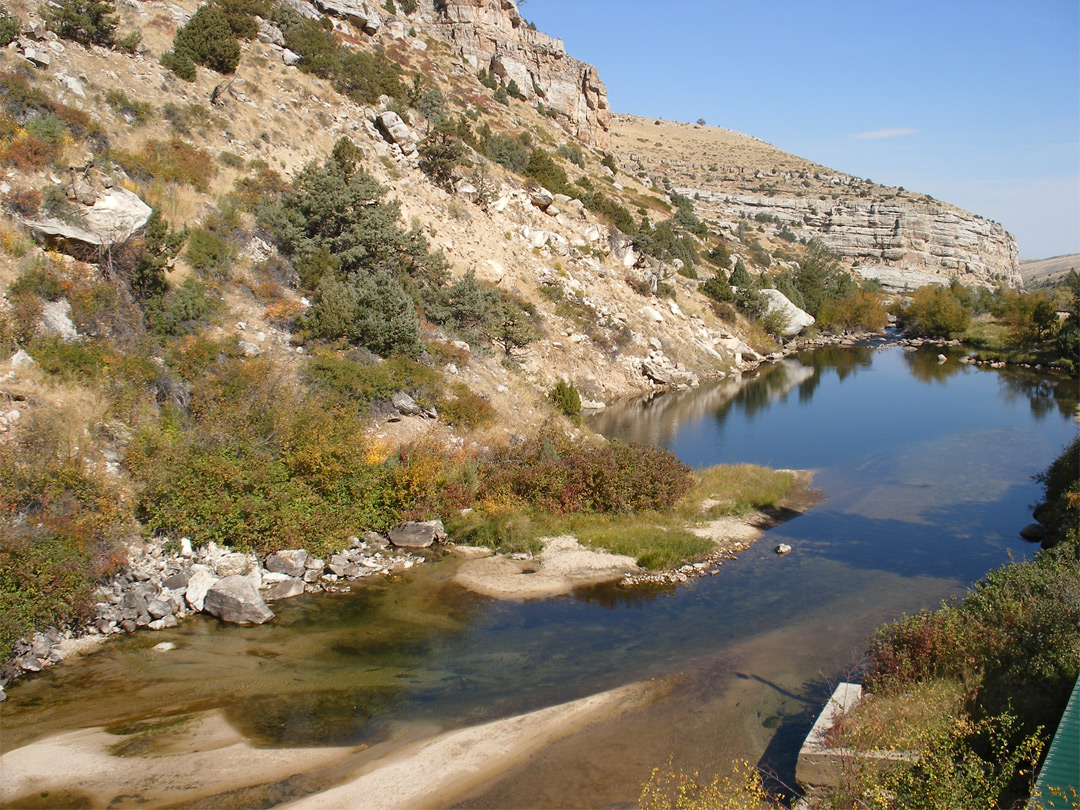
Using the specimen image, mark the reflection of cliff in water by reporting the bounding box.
[588,356,830,448]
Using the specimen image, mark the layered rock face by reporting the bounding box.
[612,118,1020,289]
[697,192,1021,288]
[416,0,611,148]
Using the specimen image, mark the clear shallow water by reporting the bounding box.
[2,344,1076,807]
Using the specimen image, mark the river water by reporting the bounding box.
[2,342,1076,808]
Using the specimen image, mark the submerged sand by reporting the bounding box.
[0,682,661,810]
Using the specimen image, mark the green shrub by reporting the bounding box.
[0,413,131,661]
[146,277,219,336]
[0,8,21,47]
[44,0,118,47]
[903,284,972,338]
[438,383,496,428]
[305,350,441,410]
[129,209,186,300]
[477,429,693,515]
[9,261,65,301]
[161,49,197,81]
[114,29,141,54]
[556,143,585,168]
[478,128,530,173]
[524,148,572,196]
[104,89,154,124]
[167,4,241,79]
[128,364,402,554]
[418,121,465,190]
[548,379,581,417]
[184,227,233,278]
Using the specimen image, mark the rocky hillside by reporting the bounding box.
[611,116,1021,290]
[0,0,1021,420]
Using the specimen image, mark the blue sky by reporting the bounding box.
[523,0,1079,260]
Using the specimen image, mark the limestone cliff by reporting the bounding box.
[611,116,1021,289]
[415,0,611,149]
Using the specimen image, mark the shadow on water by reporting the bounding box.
[753,674,840,805]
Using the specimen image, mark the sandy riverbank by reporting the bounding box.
[0,681,662,809]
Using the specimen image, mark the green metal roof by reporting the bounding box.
[1030,673,1080,809]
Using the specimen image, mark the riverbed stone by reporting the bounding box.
[388,520,447,548]
[267,578,305,600]
[265,549,308,577]
[203,576,274,625]
[1019,523,1048,541]
[214,552,251,577]
[163,572,190,591]
[184,565,217,612]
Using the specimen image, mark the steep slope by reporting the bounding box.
[611,116,1021,290]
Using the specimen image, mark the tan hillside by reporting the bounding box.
[1020,254,1079,287]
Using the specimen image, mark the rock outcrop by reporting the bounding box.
[416,0,610,148]
[691,192,1021,289]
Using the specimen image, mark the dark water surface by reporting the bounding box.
[2,344,1076,807]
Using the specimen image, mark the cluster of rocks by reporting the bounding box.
[620,541,752,587]
[0,521,448,694]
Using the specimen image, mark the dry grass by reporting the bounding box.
[832,679,968,753]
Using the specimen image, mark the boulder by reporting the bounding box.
[388,520,447,549]
[280,0,321,18]
[314,0,381,33]
[530,187,554,210]
[266,578,305,600]
[264,549,309,577]
[184,565,217,612]
[162,572,190,591]
[1019,523,1048,542]
[214,552,251,577]
[25,186,152,255]
[759,289,815,337]
[391,391,423,416]
[257,20,285,46]
[641,357,697,388]
[775,543,793,556]
[203,576,274,625]
[375,111,416,154]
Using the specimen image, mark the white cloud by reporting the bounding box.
[851,128,920,141]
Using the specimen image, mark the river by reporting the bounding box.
[1,342,1076,808]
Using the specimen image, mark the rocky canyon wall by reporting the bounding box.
[416,0,611,148]
[698,191,1021,288]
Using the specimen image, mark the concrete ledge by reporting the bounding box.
[796,682,916,796]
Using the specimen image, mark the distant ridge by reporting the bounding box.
[1020,254,1079,287]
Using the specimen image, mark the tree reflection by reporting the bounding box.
[901,347,969,384]
[995,369,1079,421]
